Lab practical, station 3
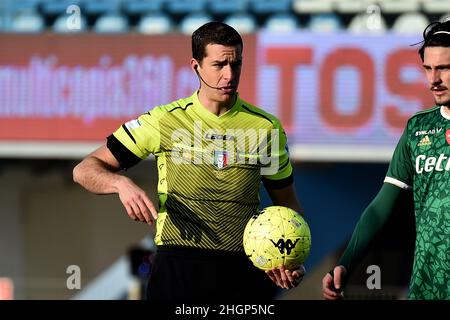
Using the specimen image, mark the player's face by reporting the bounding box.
[423,46,450,107]
[196,44,242,105]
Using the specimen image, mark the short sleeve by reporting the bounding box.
[385,126,413,189]
[261,120,293,189]
[107,107,163,169]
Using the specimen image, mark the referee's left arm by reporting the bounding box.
[265,182,303,215]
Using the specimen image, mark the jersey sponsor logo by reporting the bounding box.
[417,135,432,147]
[213,150,228,169]
[415,153,450,173]
[205,133,235,141]
[446,129,450,145]
[415,128,442,136]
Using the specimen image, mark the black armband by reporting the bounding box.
[106,134,142,170]
[262,173,294,190]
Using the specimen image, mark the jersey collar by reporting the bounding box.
[191,91,241,121]
[440,106,450,120]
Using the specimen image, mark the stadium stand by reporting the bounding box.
[9,10,45,33]
[264,13,299,33]
[123,0,164,16]
[179,12,212,35]
[423,0,450,14]
[224,12,257,34]
[166,0,207,15]
[308,13,343,32]
[250,0,292,14]
[136,12,173,34]
[391,12,430,35]
[348,12,387,34]
[380,0,421,14]
[1,0,450,34]
[93,13,130,33]
[293,0,334,14]
[53,11,88,33]
[209,0,248,16]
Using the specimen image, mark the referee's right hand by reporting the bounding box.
[322,265,346,300]
[116,176,158,225]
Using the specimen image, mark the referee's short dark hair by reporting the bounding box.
[192,22,243,64]
[419,18,450,61]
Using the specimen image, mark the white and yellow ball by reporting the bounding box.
[243,206,311,270]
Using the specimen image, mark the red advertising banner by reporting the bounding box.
[256,32,434,161]
[0,32,435,161]
[0,34,256,142]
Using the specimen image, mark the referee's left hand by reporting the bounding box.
[266,264,305,289]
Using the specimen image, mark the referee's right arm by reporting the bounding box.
[73,144,157,225]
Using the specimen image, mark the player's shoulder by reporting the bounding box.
[405,105,440,128]
[238,97,281,128]
[409,105,440,120]
[145,96,194,118]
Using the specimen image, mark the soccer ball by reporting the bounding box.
[243,206,311,271]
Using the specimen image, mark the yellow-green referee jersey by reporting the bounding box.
[107,91,293,252]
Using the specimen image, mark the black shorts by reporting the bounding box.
[146,246,279,301]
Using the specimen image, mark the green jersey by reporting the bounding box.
[108,91,293,252]
[386,105,450,299]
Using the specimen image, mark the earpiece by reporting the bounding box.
[193,63,222,90]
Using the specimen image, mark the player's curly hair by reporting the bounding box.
[418,17,450,61]
[192,22,243,64]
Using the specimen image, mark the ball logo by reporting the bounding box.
[270,238,299,255]
[446,129,450,145]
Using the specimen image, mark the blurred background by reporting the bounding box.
[0,0,447,300]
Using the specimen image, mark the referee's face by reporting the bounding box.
[197,43,242,106]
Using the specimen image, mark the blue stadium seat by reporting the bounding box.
[0,0,41,31]
[293,0,333,14]
[53,12,88,33]
[93,13,129,33]
[179,13,212,35]
[348,13,387,34]
[264,13,298,33]
[84,0,121,16]
[166,0,207,15]
[123,0,164,15]
[380,0,421,14]
[423,0,450,14]
[8,0,40,13]
[334,0,365,14]
[249,0,291,14]
[9,11,45,33]
[41,0,82,16]
[209,0,248,15]
[137,13,173,34]
[308,13,343,33]
[224,13,257,34]
[392,13,429,35]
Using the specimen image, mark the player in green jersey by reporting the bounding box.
[323,19,450,300]
[73,22,305,300]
